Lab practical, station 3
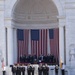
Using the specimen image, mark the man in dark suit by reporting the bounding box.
[42,64,49,75]
[47,54,50,64]
[23,54,26,63]
[38,63,43,75]
[33,54,37,64]
[27,63,35,75]
[21,64,25,75]
[16,64,21,75]
[27,54,32,63]
[55,65,59,75]
[38,54,44,63]
[10,65,17,75]
[20,55,24,63]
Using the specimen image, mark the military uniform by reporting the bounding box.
[38,63,43,75]
[21,66,25,75]
[11,65,17,75]
[42,64,49,75]
[16,65,21,75]
[55,65,59,75]
[27,64,35,75]
[61,63,65,75]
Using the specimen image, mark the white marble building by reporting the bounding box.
[0,0,75,75]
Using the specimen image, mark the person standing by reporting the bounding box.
[21,64,25,75]
[16,64,21,75]
[27,63,35,75]
[55,65,59,75]
[42,64,49,75]
[61,63,65,75]
[12,65,17,75]
[31,65,35,75]
[38,63,43,75]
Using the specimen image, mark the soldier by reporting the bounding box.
[61,63,65,75]
[27,63,35,75]
[31,65,35,75]
[43,55,47,63]
[38,63,43,75]
[27,55,31,63]
[47,54,50,64]
[21,64,25,75]
[27,63,31,75]
[11,65,17,75]
[55,65,59,75]
[16,64,21,75]
[29,55,33,64]
[42,64,49,75]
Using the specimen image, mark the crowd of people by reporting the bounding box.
[9,54,65,75]
[10,63,65,75]
[10,63,49,75]
[19,54,57,65]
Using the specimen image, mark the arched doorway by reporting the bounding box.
[12,0,59,64]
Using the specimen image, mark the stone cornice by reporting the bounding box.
[12,12,58,20]
[4,17,11,21]
[65,2,75,9]
[12,18,58,24]
[12,22,59,29]
[65,2,75,4]
[5,24,15,29]
[12,13,58,24]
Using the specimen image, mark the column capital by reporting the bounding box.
[5,18,15,29]
[57,15,66,27]
[5,25,15,29]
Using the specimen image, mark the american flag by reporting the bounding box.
[49,28,59,63]
[31,29,48,56]
[17,29,59,62]
[17,29,29,62]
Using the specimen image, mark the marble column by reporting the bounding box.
[13,28,17,64]
[47,29,50,54]
[59,26,65,63]
[7,27,14,65]
[28,30,31,54]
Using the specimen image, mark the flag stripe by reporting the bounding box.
[17,29,29,62]
[31,29,48,56]
[49,28,59,63]
[17,29,59,63]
